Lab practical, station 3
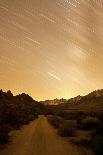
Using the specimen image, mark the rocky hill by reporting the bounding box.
[59,89,103,112]
[40,98,67,105]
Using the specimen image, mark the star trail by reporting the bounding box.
[0,0,103,100]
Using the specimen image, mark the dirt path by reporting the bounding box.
[0,115,84,155]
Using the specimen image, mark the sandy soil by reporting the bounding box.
[0,115,85,155]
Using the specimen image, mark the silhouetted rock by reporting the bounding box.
[0,90,41,144]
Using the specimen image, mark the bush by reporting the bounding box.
[0,124,11,143]
[47,115,63,128]
[58,120,77,137]
[58,111,76,120]
[81,117,100,130]
[91,134,103,155]
[0,90,39,144]
[90,120,103,155]
[71,138,92,147]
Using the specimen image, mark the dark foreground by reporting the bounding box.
[0,115,87,155]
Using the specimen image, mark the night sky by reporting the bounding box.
[0,0,103,101]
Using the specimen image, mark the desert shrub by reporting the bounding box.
[58,120,77,137]
[0,124,11,143]
[81,117,100,130]
[47,115,63,128]
[90,119,103,155]
[58,111,85,121]
[91,134,103,155]
[0,90,39,144]
[98,112,103,122]
[71,137,92,147]
[71,118,103,155]
[58,111,77,120]
[44,107,55,116]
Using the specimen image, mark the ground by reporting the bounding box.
[0,115,89,155]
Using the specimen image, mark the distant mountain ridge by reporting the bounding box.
[85,89,103,98]
[41,89,103,108]
[66,95,82,104]
[60,89,103,111]
[66,89,103,105]
[40,98,67,105]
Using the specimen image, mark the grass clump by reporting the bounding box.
[47,115,63,128]
[81,117,100,130]
[58,120,77,137]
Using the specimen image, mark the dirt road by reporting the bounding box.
[0,115,84,155]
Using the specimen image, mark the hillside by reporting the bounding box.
[0,89,43,143]
[58,89,103,112]
[40,98,67,105]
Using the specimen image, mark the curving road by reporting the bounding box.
[0,115,84,155]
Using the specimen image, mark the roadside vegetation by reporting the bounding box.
[47,108,103,155]
[0,89,43,144]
